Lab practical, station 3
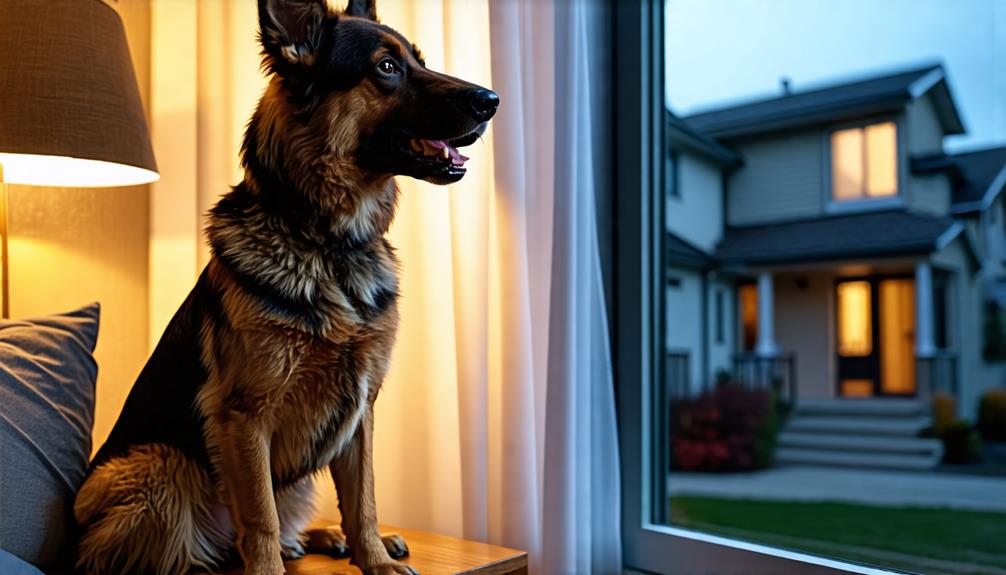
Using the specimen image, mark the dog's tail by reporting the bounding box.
[74,443,231,575]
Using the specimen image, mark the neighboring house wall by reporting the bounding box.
[931,240,981,418]
[665,152,724,252]
[665,268,737,394]
[706,276,735,383]
[910,172,951,217]
[905,94,951,215]
[982,197,1006,277]
[726,129,824,226]
[774,271,835,400]
[666,267,704,394]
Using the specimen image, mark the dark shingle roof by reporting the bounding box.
[913,146,1006,214]
[950,147,1006,212]
[715,210,956,267]
[666,111,741,168]
[666,232,716,269]
[683,63,964,140]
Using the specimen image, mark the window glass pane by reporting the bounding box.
[831,127,864,201]
[715,289,724,344]
[880,279,916,394]
[865,121,897,197]
[666,151,679,197]
[657,3,1004,574]
[837,280,872,356]
[739,284,758,351]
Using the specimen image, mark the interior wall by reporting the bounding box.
[7,0,152,452]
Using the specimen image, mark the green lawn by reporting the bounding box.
[670,496,1006,575]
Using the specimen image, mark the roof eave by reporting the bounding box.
[665,116,742,168]
[695,97,907,140]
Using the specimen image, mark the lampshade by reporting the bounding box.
[0,0,158,187]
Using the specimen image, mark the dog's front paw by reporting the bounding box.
[280,538,306,560]
[362,562,419,575]
[381,533,409,559]
[305,525,350,557]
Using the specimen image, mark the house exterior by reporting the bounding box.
[665,63,1006,467]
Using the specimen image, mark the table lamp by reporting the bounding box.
[0,0,158,318]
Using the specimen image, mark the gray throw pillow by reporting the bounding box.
[0,304,100,573]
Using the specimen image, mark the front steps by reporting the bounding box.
[776,399,943,470]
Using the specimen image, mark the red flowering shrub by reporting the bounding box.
[670,383,780,472]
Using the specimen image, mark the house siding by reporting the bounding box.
[906,94,952,215]
[931,240,982,418]
[666,267,704,394]
[665,152,724,252]
[726,129,824,226]
[774,271,835,399]
[707,277,735,382]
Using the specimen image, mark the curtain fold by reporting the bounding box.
[148,1,619,572]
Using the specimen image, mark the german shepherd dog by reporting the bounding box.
[73,0,497,573]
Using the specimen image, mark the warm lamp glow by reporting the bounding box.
[837,280,872,356]
[0,154,159,187]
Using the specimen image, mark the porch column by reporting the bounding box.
[915,261,936,358]
[756,271,779,357]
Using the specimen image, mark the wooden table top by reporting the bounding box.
[223,525,527,575]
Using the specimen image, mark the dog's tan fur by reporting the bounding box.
[75,1,495,572]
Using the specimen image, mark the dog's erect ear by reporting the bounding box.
[345,0,378,21]
[259,0,328,66]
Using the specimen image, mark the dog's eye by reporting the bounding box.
[377,59,399,76]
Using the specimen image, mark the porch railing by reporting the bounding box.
[917,351,958,399]
[732,353,797,405]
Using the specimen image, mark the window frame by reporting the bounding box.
[614,3,909,573]
[824,116,905,214]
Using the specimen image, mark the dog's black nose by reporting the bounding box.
[470,89,499,122]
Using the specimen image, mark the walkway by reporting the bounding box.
[667,464,1006,512]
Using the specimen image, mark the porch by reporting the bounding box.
[733,261,960,402]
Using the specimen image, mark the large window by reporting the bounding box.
[618,2,1006,574]
[831,121,898,202]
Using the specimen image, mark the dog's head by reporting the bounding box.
[258,0,498,186]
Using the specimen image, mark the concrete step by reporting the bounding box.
[785,415,932,437]
[794,399,928,418]
[775,447,941,470]
[778,431,943,456]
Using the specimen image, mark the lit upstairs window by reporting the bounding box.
[831,121,897,202]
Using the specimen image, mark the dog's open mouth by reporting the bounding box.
[397,129,483,184]
[404,137,471,168]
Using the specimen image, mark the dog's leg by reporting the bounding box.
[215,412,285,575]
[330,405,417,575]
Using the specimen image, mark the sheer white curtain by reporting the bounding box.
[149,1,619,573]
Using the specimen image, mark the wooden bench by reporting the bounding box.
[223,525,527,575]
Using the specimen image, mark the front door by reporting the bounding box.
[836,278,916,397]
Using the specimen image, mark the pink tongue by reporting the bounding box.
[425,139,469,167]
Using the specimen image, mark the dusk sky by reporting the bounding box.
[665,0,1006,151]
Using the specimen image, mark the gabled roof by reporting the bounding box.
[913,146,1006,215]
[714,210,958,267]
[666,232,716,269]
[683,63,965,140]
[665,111,741,169]
[952,147,1006,215]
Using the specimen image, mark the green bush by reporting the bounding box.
[978,389,1006,442]
[940,419,982,464]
